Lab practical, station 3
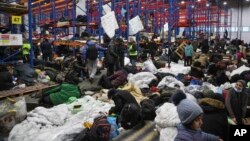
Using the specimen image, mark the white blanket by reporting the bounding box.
[9,96,113,141]
[157,76,185,90]
[155,103,180,141]
[128,72,157,88]
[230,65,250,78]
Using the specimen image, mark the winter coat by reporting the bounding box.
[41,40,52,55]
[0,71,14,91]
[47,83,81,105]
[225,88,248,120]
[196,54,209,67]
[184,45,193,57]
[189,67,204,79]
[148,41,158,54]
[199,98,229,141]
[82,41,106,60]
[121,83,147,104]
[15,63,36,84]
[111,90,140,114]
[174,124,219,141]
[106,41,118,64]
[109,70,128,88]
[201,39,209,54]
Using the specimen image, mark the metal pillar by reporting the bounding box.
[98,0,103,43]
[28,0,34,66]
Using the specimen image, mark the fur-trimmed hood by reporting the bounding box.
[199,98,225,112]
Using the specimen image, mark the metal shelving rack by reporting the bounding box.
[85,0,232,43]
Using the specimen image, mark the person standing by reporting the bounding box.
[40,38,53,62]
[165,42,173,68]
[128,37,137,66]
[82,40,106,83]
[115,38,126,70]
[22,40,31,63]
[106,39,119,76]
[184,41,194,66]
[226,80,248,125]
[148,37,158,60]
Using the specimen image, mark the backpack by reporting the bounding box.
[89,116,111,141]
[120,103,142,130]
[86,45,98,60]
[107,115,119,139]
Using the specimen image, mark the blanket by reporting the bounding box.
[9,96,113,141]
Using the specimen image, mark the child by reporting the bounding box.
[172,92,223,141]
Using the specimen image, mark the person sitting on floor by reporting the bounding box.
[98,69,128,89]
[189,61,204,80]
[199,94,229,141]
[108,88,139,115]
[172,92,223,141]
[0,65,14,91]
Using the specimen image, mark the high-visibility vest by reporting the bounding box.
[22,43,31,55]
[129,44,137,56]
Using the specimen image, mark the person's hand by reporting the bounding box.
[232,117,237,124]
[218,139,224,141]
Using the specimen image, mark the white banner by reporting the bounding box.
[0,34,23,46]
[129,16,144,35]
[102,2,112,15]
[164,23,169,32]
[101,11,119,38]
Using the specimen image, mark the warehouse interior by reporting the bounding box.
[1,0,250,141]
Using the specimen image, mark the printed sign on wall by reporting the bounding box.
[0,34,23,46]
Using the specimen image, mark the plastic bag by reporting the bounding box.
[14,97,27,122]
[0,98,16,117]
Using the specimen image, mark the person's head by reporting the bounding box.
[234,80,246,93]
[76,53,82,62]
[108,88,118,99]
[172,92,204,130]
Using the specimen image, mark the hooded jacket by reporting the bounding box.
[199,98,229,141]
[111,90,140,114]
[225,87,248,119]
[175,124,219,141]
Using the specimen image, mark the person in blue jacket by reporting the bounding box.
[82,40,106,83]
[184,41,194,66]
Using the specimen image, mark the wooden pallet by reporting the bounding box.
[175,42,187,59]
[0,83,58,99]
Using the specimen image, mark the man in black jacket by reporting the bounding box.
[0,65,14,91]
[40,38,53,62]
[108,88,139,115]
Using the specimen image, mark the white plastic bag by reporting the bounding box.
[14,97,27,122]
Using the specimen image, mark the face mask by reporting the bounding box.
[234,86,242,93]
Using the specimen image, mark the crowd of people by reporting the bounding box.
[1,32,250,141]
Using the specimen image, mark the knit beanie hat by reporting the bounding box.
[108,88,118,99]
[172,92,203,125]
[237,80,246,88]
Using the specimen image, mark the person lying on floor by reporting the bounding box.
[39,83,81,107]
